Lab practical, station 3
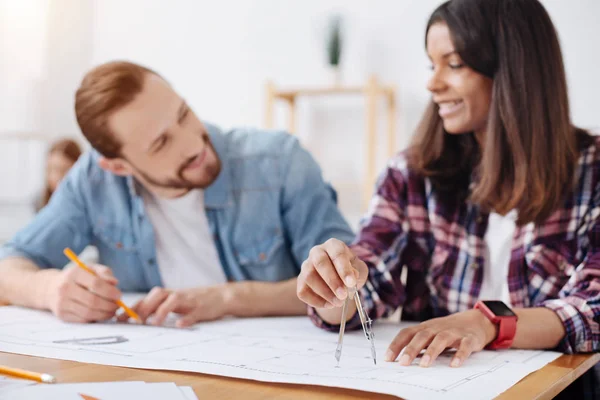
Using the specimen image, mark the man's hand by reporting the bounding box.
[45,264,121,323]
[385,310,498,368]
[297,238,368,308]
[119,286,231,328]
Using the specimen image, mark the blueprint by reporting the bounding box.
[0,304,561,399]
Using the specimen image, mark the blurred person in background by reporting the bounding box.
[36,138,82,211]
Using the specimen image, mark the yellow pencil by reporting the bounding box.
[0,365,56,383]
[63,248,142,323]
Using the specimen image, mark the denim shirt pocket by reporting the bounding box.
[234,227,286,280]
[91,217,137,253]
[90,217,149,291]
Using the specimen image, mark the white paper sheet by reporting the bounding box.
[0,305,560,399]
[178,386,199,400]
[0,375,37,393]
[2,381,192,399]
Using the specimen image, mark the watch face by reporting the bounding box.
[484,301,516,317]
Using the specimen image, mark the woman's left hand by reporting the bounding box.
[385,310,498,368]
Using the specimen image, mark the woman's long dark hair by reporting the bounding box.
[408,0,593,225]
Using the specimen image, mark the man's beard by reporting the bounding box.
[131,135,221,191]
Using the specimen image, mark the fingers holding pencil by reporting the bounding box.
[47,265,121,323]
[72,264,121,300]
[42,249,125,323]
[62,248,142,323]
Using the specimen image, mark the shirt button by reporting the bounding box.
[259,253,266,261]
[148,258,155,264]
[116,242,123,249]
[470,262,478,269]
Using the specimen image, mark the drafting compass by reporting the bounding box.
[335,287,376,365]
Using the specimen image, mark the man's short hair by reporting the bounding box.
[75,61,159,158]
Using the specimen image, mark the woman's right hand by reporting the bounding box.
[297,238,368,308]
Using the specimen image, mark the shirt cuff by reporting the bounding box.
[307,305,363,332]
[541,298,593,353]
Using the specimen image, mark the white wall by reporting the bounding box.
[544,0,600,129]
[1,0,599,234]
[90,0,600,133]
[0,0,94,241]
[0,0,49,134]
[0,0,94,140]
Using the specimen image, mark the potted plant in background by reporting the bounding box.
[326,15,343,86]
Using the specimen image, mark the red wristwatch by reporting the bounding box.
[474,300,518,350]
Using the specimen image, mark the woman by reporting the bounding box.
[297,0,599,396]
[37,138,82,210]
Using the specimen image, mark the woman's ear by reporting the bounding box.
[98,157,133,177]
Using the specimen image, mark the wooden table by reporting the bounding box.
[0,351,597,399]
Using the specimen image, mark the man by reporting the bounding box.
[0,61,354,327]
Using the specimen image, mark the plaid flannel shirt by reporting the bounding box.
[310,136,600,354]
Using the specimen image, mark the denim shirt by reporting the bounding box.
[0,124,354,291]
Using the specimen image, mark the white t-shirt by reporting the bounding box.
[142,189,227,289]
[479,210,517,305]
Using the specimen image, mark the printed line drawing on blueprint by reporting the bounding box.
[54,336,129,345]
[0,306,561,399]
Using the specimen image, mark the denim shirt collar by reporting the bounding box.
[125,122,231,209]
[203,123,232,208]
